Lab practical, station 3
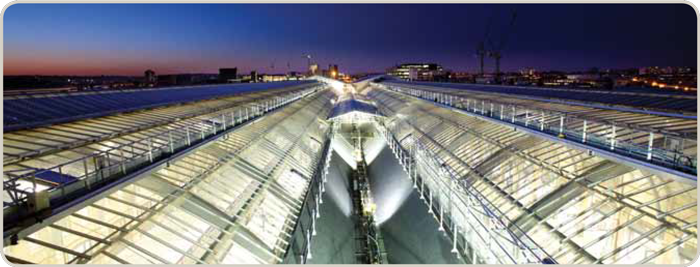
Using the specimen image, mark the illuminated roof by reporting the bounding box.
[368,86,697,264]
[2,78,696,265]
[328,98,378,119]
[3,87,334,264]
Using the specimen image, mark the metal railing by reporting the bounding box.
[3,86,324,211]
[4,83,319,164]
[376,119,556,264]
[282,122,335,264]
[376,83,697,180]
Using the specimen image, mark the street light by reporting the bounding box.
[303,54,312,75]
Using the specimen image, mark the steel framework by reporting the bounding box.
[368,85,697,264]
[3,88,335,264]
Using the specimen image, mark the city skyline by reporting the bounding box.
[2,4,698,266]
[4,3,697,76]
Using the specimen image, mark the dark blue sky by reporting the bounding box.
[4,3,697,75]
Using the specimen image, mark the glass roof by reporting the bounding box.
[3,78,696,265]
[385,80,697,112]
[3,89,334,264]
[4,81,317,131]
[368,86,696,264]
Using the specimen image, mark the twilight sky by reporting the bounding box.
[3,3,697,76]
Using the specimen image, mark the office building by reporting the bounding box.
[388,63,445,81]
[219,68,238,83]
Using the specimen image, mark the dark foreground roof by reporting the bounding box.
[385,80,697,113]
[4,80,317,131]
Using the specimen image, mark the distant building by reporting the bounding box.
[566,73,599,81]
[158,74,216,86]
[640,66,694,75]
[475,75,496,84]
[309,64,319,76]
[636,66,697,91]
[191,74,218,84]
[262,74,288,82]
[157,75,179,86]
[328,64,339,79]
[408,68,419,81]
[250,71,259,83]
[287,72,305,81]
[537,72,568,87]
[639,66,665,76]
[519,68,536,77]
[144,69,156,83]
[219,68,238,83]
[448,72,474,83]
[388,63,445,81]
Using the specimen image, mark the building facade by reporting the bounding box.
[144,69,156,84]
[388,63,445,81]
[309,64,319,75]
[328,64,339,79]
[219,68,238,83]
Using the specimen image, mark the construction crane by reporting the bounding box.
[476,42,487,77]
[487,10,517,82]
[476,14,494,77]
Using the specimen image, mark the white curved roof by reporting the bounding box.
[368,86,696,264]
